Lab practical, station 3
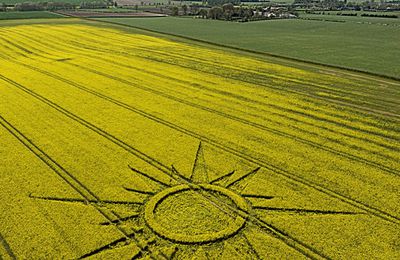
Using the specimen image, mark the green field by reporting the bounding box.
[0,11,65,20]
[1,0,90,3]
[97,17,400,78]
[299,13,400,25]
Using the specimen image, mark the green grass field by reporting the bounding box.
[299,13,400,25]
[97,17,400,78]
[0,11,65,20]
[1,0,90,3]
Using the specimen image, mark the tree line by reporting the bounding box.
[0,0,113,11]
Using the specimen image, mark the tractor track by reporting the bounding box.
[0,80,330,260]
[33,26,400,119]
[1,21,399,260]
[0,115,166,260]
[0,232,16,259]
[2,28,399,149]
[26,60,400,177]
[1,74,398,227]
[3,28,399,140]
[0,39,397,178]
[42,26,400,110]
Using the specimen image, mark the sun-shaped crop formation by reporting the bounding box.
[31,142,360,259]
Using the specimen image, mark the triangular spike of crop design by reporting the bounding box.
[171,165,191,182]
[210,170,235,185]
[224,167,261,193]
[242,233,262,260]
[190,142,209,184]
[128,165,173,187]
[241,194,274,200]
[78,235,133,259]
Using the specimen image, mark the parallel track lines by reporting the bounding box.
[0,80,329,260]
[73,52,400,147]
[1,33,396,173]
[43,61,400,177]
[4,26,397,133]
[39,26,400,108]
[0,24,398,260]
[0,115,163,260]
[5,48,399,164]
[4,43,397,170]
[3,28,398,143]
[32,26,400,117]
[1,74,398,226]
[10,28,400,145]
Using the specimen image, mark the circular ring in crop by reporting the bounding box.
[144,184,249,244]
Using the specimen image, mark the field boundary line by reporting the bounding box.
[23,25,400,120]
[5,29,399,130]
[25,25,399,111]
[86,18,400,83]
[1,74,398,226]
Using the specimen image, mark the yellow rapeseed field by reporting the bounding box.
[0,20,399,259]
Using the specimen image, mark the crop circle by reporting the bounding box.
[144,184,249,244]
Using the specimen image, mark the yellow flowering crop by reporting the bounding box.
[0,21,399,259]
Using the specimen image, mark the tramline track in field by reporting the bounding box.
[2,28,398,146]
[1,74,398,227]
[2,37,397,170]
[0,88,331,260]
[5,53,398,177]
[0,35,397,174]
[34,25,400,110]
[27,26,400,115]
[0,232,16,259]
[69,59,400,158]
[8,26,400,144]
[0,115,168,260]
[3,27,400,137]
[0,117,331,260]
[69,21,400,88]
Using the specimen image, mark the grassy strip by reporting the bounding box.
[0,11,65,20]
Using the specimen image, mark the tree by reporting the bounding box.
[182,4,188,15]
[171,6,179,16]
[222,3,234,20]
[198,8,208,18]
[243,7,253,19]
[237,6,245,17]
[208,0,239,6]
[208,6,223,19]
